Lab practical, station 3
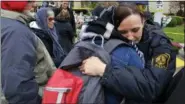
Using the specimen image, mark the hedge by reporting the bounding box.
[167,17,177,27]
[174,16,184,25]
[166,16,184,27]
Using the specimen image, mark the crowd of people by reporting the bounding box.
[1,1,183,104]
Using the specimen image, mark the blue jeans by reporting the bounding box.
[105,46,145,104]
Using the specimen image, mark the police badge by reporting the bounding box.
[152,53,170,69]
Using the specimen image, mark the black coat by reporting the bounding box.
[92,5,105,17]
[55,19,74,53]
[29,21,66,67]
[101,23,177,104]
[31,28,54,57]
[53,7,76,33]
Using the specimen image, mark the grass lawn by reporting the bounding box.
[163,25,184,43]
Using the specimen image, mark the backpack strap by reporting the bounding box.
[104,39,130,53]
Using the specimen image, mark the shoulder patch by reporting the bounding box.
[152,53,170,69]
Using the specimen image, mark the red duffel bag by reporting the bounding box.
[42,69,83,104]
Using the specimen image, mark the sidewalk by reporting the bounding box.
[179,43,184,59]
[175,43,184,74]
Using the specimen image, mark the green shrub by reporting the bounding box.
[167,17,177,27]
[175,16,183,25]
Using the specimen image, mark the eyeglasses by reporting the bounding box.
[48,17,55,21]
[118,27,141,35]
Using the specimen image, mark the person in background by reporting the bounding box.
[92,2,118,17]
[55,9,75,53]
[29,8,66,67]
[91,2,108,17]
[80,4,176,104]
[54,1,76,33]
[42,1,49,7]
[42,1,56,8]
[1,1,56,104]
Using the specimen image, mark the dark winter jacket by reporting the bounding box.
[30,21,53,56]
[86,7,177,103]
[92,5,105,17]
[55,19,75,53]
[1,9,56,104]
[54,7,76,33]
[29,21,65,67]
[101,23,176,104]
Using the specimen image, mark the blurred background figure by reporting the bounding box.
[42,1,56,8]
[54,0,76,33]
[91,2,108,17]
[42,1,49,7]
[92,2,118,17]
[29,8,66,67]
[55,8,75,53]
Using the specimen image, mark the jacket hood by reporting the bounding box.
[1,1,28,12]
[29,21,41,30]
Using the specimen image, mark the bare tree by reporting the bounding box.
[169,1,184,16]
[169,2,179,14]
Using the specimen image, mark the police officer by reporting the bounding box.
[79,4,177,104]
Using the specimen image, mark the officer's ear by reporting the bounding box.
[141,16,145,25]
[139,12,145,25]
[142,15,145,22]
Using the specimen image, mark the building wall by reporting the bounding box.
[73,1,82,8]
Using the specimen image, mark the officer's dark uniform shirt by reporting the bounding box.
[101,23,177,103]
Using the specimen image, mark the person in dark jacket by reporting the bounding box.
[91,2,107,17]
[54,1,76,33]
[1,1,42,104]
[55,8,75,53]
[42,1,49,7]
[79,4,177,104]
[29,8,66,67]
[92,2,118,17]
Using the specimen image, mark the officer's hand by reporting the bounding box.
[79,56,106,76]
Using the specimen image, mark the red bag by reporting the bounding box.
[42,69,83,104]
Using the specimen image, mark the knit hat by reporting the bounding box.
[1,1,28,12]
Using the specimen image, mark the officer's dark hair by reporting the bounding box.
[114,3,145,27]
